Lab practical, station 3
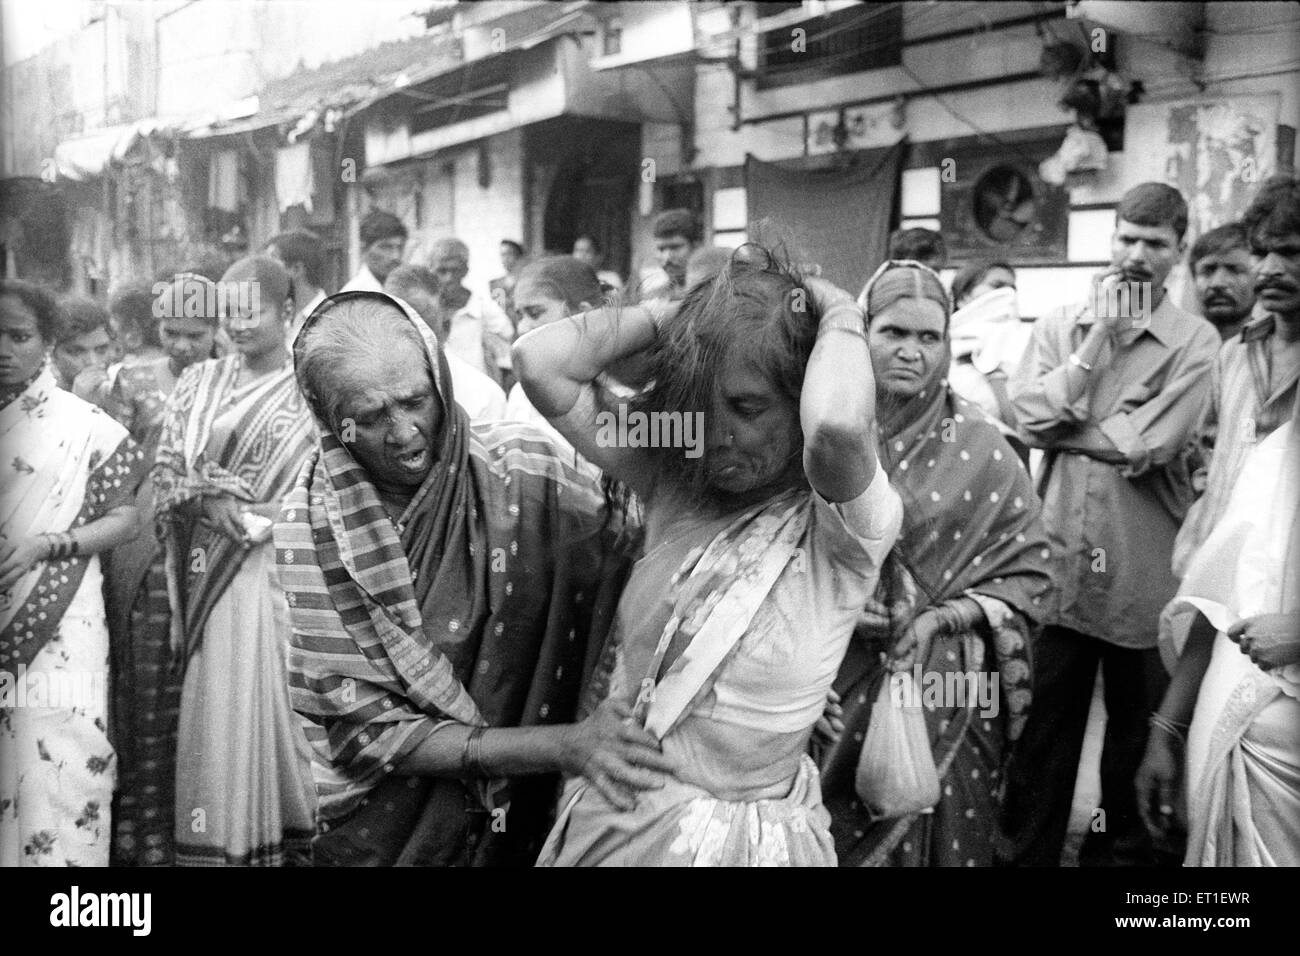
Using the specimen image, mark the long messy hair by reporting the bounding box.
[629,242,820,502]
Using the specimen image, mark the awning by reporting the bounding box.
[52,122,153,181]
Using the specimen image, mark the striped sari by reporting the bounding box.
[275,293,615,866]
[152,355,316,865]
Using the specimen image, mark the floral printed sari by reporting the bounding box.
[0,366,144,866]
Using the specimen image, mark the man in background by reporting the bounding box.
[489,238,526,323]
[1003,182,1220,867]
[384,263,507,423]
[429,237,515,389]
[267,229,329,339]
[342,210,407,292]
[1188,222,1256,342]
[888,227,948,272]
[639,208,701,301]
[1174,178,1300,576]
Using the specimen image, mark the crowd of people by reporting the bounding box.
[1,174,1296,868]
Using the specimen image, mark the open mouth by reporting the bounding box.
[394,447,428,471]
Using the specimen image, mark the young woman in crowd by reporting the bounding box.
[99,272,219,866]
[0,279,145,867]
[152,257,316,865]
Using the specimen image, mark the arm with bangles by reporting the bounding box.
[800,278,879,501]
[0,504,140,592]
[398,698,680,811]
[1136,611,1215,840]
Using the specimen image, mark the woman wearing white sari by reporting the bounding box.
[0,280,144,866]
[1139,395,1300,865]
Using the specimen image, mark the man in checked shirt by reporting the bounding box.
[999,183,1220,867]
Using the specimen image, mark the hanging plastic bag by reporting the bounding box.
[854,669,941,820]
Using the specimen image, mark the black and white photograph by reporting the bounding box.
[0,0,1296,932]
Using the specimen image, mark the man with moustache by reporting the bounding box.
[1174,178,1300,577]
[1002,182,1220,867]
[1190,223,1256,342]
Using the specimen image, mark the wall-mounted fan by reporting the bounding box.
[937,135,1069,265]
[972,165,1038,243]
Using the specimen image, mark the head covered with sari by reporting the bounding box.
[857,260,1052,733]
[820,261,1052,865]
[274,291,612,864]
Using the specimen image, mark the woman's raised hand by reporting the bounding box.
[801,276,856,318]
[560,698,680,811]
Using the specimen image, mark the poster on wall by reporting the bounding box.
[1123,94,1280,241]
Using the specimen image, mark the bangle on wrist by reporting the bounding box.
[1068,352,1093,373]
[466,726,488,778]
[1149,712,1188,744]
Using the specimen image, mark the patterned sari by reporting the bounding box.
[820,378,1052,867]
[275,295,617,866]
[152,355,316,865]
[539,469,901,866]
[100,360,180,865]
[0,366,145,866]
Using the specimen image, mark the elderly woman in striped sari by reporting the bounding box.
[515,245,903,866]
[153,257,316,865]
[275,291,669,866]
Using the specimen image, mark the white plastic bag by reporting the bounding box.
[854,670,941,820]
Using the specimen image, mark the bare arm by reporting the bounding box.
[512,302,668,494]
[800,279,878,502]
[0,504,140,592]
[399,699,680,811]
[1136,611,1215,839]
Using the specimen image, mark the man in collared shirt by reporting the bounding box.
[1002,183,1220,867]
[638,208,701,302]
[341,210,407,293]
[429,237,515,389]
[266,229,329,342]
[1173,182,1300,577]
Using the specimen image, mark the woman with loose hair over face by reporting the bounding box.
[514,244,903,866]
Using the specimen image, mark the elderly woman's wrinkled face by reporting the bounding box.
[703,359,802,497]
[0,296,48,386]
[335,345,443,495]
[867,297,948,401]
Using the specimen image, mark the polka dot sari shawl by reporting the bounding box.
[820,377,1053,866]
[274,294,611,864]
